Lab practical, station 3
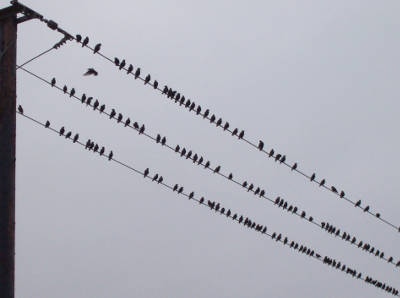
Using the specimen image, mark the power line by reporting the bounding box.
[17,66,400,271]
[15,107,400,296]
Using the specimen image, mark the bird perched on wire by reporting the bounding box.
[83,68,98,76]
[93,43,101,54]
[18,105,23,114]
[82,36,89,47]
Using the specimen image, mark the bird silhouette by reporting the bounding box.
[275,154,281,161]
[364,206,370,212]
[291,162,297,171]
[142,74,150,85]
[114,57,120,66]
[260,190,265,197]
[258,140,264,151]
[178,187,184,194]
[63,85,67,93]
[45,120,50,128]
[73,134,79,143]
[192,154,198,163]
[144,168,149,178]
[180,148,186,157]
[376,213,380,218]
[210,114,216,123]
[59,126,65,136]
[124,118,131,127]
[340,191,345,198]
[199,197,204,204]
[228,173,233,180]
[198,156,204,165]
[189,192,194,199]
[186,151,192,159]
[238,130,245,139]
[126,64,134,74]
[204,161,210,169]
[355,200,361,207]
[310,173,316,182]
[203,109,210,119]
[254,188,260,195]
[152,174,159,182]
[216,118,222,127]
[189,102,196,111]
[153,80,158,89]
[134,68,141,79]
[119,59,126,70]
[161,137,166,145]
[75,34,82,42]
[93,43,101,54]
[86,97,93,106]
[81,94,86,103]
[93,100,99,110]
[85,139,91,149]
[82,36,89,47]
[196,106,202,115]
[331,186,338,193]
[156,134,161,143]
[319,179,325,187]
[69,88,75,97]
[83,68,98,76]
[223,122,229,130]
[214,166,221,173]
[51,77,56,87]
[117,113,123,123]
[99,147,105,156]
[139,124,145,134]
[93,144,99,153]
[157,176,163,184]
[162,86,168,94]
[108,151,113,161]
[242,181,248,188]
[280,155,286,164]
[110,109,116,119]
[17,105,23,114]
[175,145,180,152]
[133,122,139,129]
[269,149,274,157]
[248,184,254,192]
[99,104,105,113]
[173,184,178,192]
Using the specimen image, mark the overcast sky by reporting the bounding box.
[3,0,400,297]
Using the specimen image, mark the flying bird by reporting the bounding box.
[93,43,101,54]
[84,68,98,76]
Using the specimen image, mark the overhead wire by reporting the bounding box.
[16,107,400,296]
[17,65,400,271]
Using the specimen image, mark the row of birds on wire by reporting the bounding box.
[28,73,400,270]
[16,106,400,297]
[70,34,400,234]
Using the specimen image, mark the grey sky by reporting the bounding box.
[4,0,400,297]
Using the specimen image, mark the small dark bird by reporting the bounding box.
[204,161,210,169]
[134,68,141,79]
[175,145,180,152]
[238,130,245,139]
[180,148,186,157]
[258,140,264,151]
[133,122,139,129]
[214,166,221,174]
[156,134,161,143]
[119,59,126,70]
[93,43,101,54]
[319,179,325,187]
[293,206,298,213]
[199,197,204,204]
[186,150,192,159]
[99,104,106,113]
[123,118,130,127]
[269,149,274,157]
[162,86,168,94]
[114,57,120,66]
[75,34,82,42]
[51,78,56,87]
[59,126,65,136]
[189,192,194,199]
[198,156,204,165]
[210,114,216,123]
[185,100,191,108]
[355,200,361,207]
[18,105,23,114]
[340,191,345,198]
[85,139,91,149]
[192,154,198,163]
[86,97,93,106]
[173,184,178,192]
[93,144,99,153]
[157,176,163,184]
[248,184,254,192]
[83,68,98,76]
[196,106,202,115]
[223,122,229,131]
[69,88,75,97]
[280,155,286,164]
[228,173,233,180]
[232,128,238,136]
[139,124,145,134]
[81,94,86,103]
[310,173,316,182]
[153,80,158,89]
[216,118,222,127]
[144,74,151,85]
[99,147,105,156]
[376,213,380,218]
[161,137,166,145]
[189,102,196,112]
[152,174,159,182]
[73,134,79,143]
[275,154,281,161]
[178,187,184,194]
[117,113,123,123]
[291,163,298,171]
[108,151,113,161]
[45,120,50,128]
[242,181,248,188]
[331,186,338,193]
[364,206,370,212]
[203,109,210,119]
[110,109,116,119]
[260,190,265,197]
[144,168,149,178]
[65,131,72,139]
[63,85,68,93]
[82,36,89,47]
[93,100,99,111]
[301,211,306,218]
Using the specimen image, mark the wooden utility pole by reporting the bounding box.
[0,4,17,298]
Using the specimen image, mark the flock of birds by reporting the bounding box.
[16,26,400,295]
[24,72,400,271]
[71,34,400,234]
